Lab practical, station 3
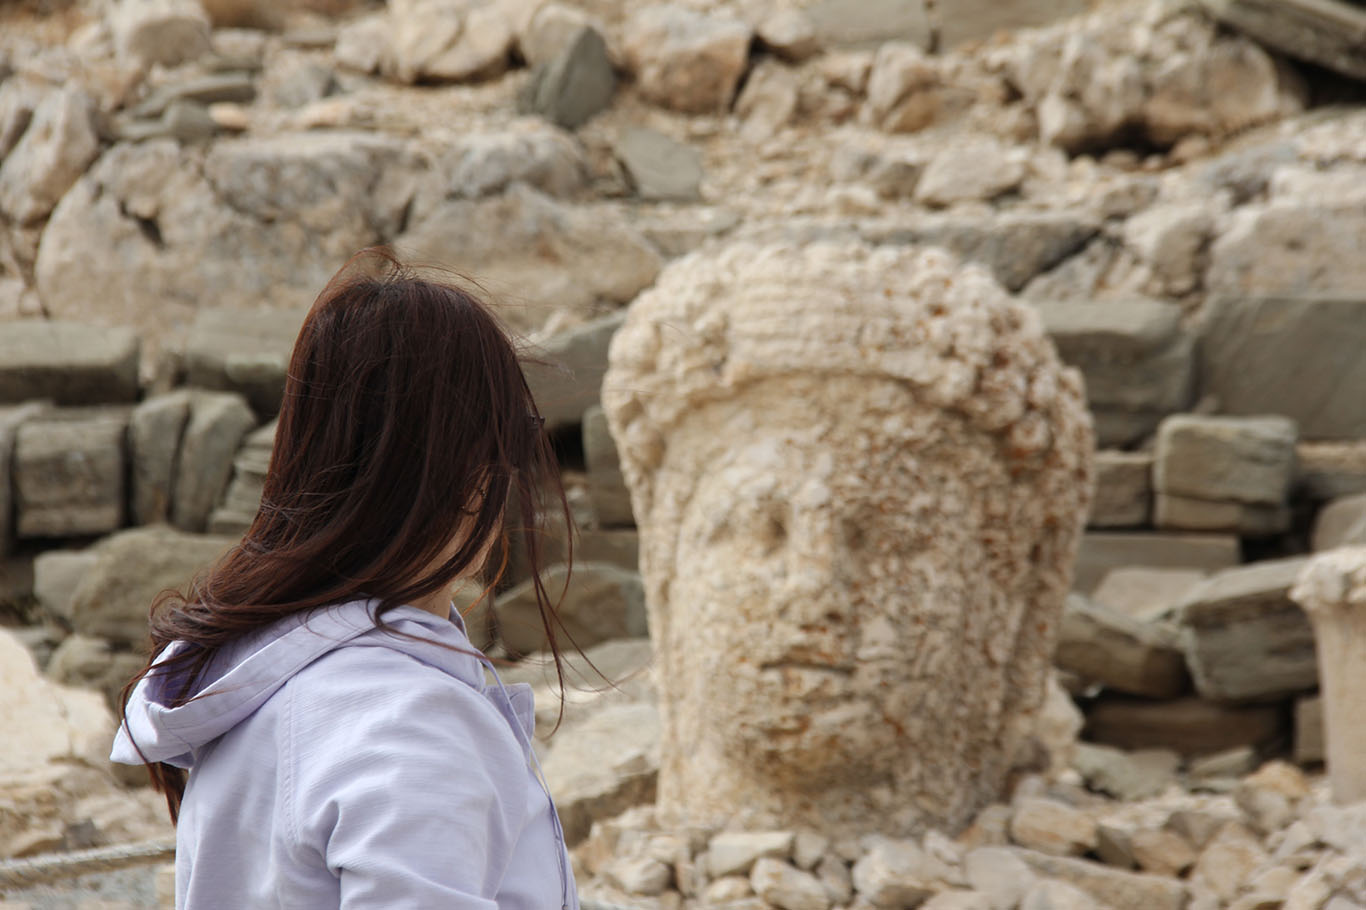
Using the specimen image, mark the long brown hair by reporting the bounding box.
[122,251,571,821]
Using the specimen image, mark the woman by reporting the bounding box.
[114,252,579,909]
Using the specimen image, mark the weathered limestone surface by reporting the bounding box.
[1290,548,1366,803]
[1179,557,1317,702]
[1055,595,1189,699]
[0,322,140,406]
[1032,300,1194,447]
[69,525,236,645]
[495,561,646,656]
[1198,297,1366,440]
[1203,0,1366,80]
[0,403,48,556]
[14,409,129,538]
[523,311,626,432]
[1073,533,1239,594]
[184,308,307,416]
[604,242,1093,836]
[171,392,257,533]
[620,5,752,113]
[129,390,192,527]
[1090,451,1152,529]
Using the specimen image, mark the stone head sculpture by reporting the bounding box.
[603,242,1093,836]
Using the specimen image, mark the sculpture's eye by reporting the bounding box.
[758,508,788,554]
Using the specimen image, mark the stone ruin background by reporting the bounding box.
[2,0,1366,906]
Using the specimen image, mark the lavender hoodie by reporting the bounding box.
[112,600,578,909]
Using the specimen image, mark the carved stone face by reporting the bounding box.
[660,376,1029,813]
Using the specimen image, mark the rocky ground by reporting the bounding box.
[3,0,1366,906]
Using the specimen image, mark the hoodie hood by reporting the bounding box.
[113,600,490,769]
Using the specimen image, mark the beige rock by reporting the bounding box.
[1009,848,1186,910]
[704,876,755,902]
[0,87,99,227]
[68,526,236,646]
[1073,533,1239,595]
[751,857,830,910]
[1091,568,1205,623]
[14,410,128,539]
[111,0,212,67]
[850,839,936,908]
[1021,880,1099,910]
[1299,442,1366,501]
[755,9,818,61]
[1072,744,1180,802]
[45,635,146,714]
[924,891,994,910]
[862,41,938,133]
[542,701,659,846]
[334,12,390,73]
[495,562,645,656]
[604,854,671,895]
[1154,415,1298,507]
[1055,595,1188,699]
[1234,761,1308,835]
[620,5,751,113]
[709,831,796,878]
[916,138,1026,208]
[1313,494,1366,552]
[1089,452,1152,529]
[1123,202,1214,297]
[1010,798,1098,857]
[1130,828,1196,877]
[965,846,1038,910]
[1154,493,1291,537]
[1191,823,1270,903]
[1290,549,1366,804]
[397,184,661,337]
[603,242,1093,835]
[735,61,800,144]
[520,3,595,66]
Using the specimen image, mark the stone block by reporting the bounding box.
[1085,695,1285,756]
[582,405,633,528]
[495,561,646,656]
[0,323,139,406]
[805,0,931,49]
[541,701,659,846]
[1090,451,1151,529]
[0,88,100,227]
[1312,493,1366,551]
[46,634,147,713]
[1056,595,1189,698]
[1007,849,1185,910]
[1072,743,1180,801]
[1198,296,1366,440]
[613,127,702,202]
[1032,300,1194,447]
[1178,557,1316,702]
[1298,441,1366,500]
[207,418,274,536]
[171,392,256,533]
[184,307,306,417]
[935,0,1087,48]
[524,311,626,433]
[1294,695,1324,765]
[1154,415,1297,506]
[15,409,129,538]
[112,0,212,67]
[517,25,616,131]
[1202,0,1366,80]
[129,390,192,526]
[1091,567,1206,623]
[578,528,639,572]
[33,550,99,625]
[1154,493,1290,537]
[620,5,751,113]
[709,831,797,878]
[68,525,235,645]
[0,402,48,555]
[1073,533,1240,594]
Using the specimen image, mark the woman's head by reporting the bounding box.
[128,250,570,818]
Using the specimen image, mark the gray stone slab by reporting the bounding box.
[1090,451,1152,529]
[1154,414,1298,506]
[0,322,139,406]
[1299,441,1366,500]
[14,408,128,538]
[1154,493,1291,537]
[582,404,633,528]
[1073,532,1241,594]
[1312,492,1366,551]
[1056,594,1189,698]
[33,548,99,624]
[936,0,1088,48]
[1199,297,1366,440]
[806,0,931,49]
[1178,556,1317,702]
[1202,0,1366,80]
[1084,694,1286,757]
[129,390,192,526]
[524,311,626,432]
[0,401,48,555]
[184,307,307,417]
[1033,299,1195,446]
[517,25,616,130]
[613,127,703,202]
[171,392,257,533]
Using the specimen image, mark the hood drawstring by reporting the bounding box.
[483,660,577,910]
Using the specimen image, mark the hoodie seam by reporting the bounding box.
[284,680,301,852]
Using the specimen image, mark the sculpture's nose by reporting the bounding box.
[777,512,856,628]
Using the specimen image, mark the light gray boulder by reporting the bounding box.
[1312,493,1366,552]
[0,322,139,406]
[1178,557,1317,702]
[14,409,129,538]
[111,0,212,67]
[0,87,99,226]
[33,549,99,625]
[184,308,307,417]
[524,311,627,432]
[68,525,236,645]
[1031,300,1194,448]
[805,0,930,49]
[1154,415,1297,505]
[1056,595,1188,699]
[1090,451,1151,529]
[582,405,633,528]
[171,392,256,533]
[494,561,645,656]
[517,25,616,130]
[129,390,192,526]
[1073,533,1239,595]
[1199,296,1366,440]
[541,700,659,845]
[613,127,703,202]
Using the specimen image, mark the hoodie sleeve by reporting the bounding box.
[285,649,531,908]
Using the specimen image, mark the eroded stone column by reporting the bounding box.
[602,241,1094,836]
[1291,547,1366,804]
